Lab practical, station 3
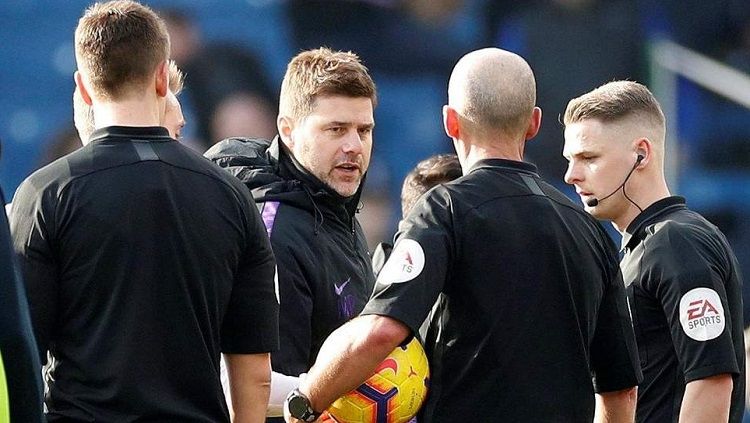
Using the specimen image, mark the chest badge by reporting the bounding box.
[334,277,356,319]
[334,278,351,296]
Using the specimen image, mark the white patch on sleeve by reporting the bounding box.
[679,287,725,341]
[273,266,280,304]
[377,239,425,285]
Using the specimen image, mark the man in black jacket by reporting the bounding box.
[205,47,377,420]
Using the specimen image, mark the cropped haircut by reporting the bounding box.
[279,47,377,120]
[563,81,665,129]
[401,154,462,217]
[75,0,170,100]
[75,60,184,142]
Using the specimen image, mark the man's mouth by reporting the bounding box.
[334,163,361,173]
[576,190,594,201]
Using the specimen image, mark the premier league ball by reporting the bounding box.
[327,337,430,423]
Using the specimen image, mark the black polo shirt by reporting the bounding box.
[621,196,745,423]
[362,159,641,422]
[10,126,279,422]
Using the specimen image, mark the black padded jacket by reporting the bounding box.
[205,137,375,376]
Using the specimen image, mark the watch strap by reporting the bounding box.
[286,388,321,422]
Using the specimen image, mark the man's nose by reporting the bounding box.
[341,130,363,154]
[564,162,580,185]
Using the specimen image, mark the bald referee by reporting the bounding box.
[283,48,641,423]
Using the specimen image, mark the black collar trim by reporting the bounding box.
[620,196,687,251]
[89,126,172,143]
[468,158,539,176]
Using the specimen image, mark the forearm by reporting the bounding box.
[299,315,410,413]
[226,353,272,423]
[268,371,300,417]
[594,386,637,423]
[679,374,732,423]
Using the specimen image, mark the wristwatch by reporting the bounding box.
[286,388,321,422]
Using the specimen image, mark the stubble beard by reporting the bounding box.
[302,145,364,197]
[301,151,363,198]
[319,168,362,198]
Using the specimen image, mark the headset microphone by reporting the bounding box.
[585,154,644,208]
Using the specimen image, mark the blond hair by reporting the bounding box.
[167,60,184,95]
[563,81,665,129]
[279,47,377,119]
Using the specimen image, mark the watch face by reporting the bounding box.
[288,395,310,419]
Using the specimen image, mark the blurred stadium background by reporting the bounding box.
[1,0,750,320]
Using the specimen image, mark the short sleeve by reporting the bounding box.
[590,258,643,392]
[645,226,739,382]
[220,189,279,354]
[361,188,453,334]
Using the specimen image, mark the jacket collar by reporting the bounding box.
[272,137,364,221]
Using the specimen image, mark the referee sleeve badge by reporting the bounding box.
[376,239,425,285]
[679,287,725,341]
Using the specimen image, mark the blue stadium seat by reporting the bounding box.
[0,0,293,196]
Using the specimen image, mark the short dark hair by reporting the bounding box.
[75,0,170,100]
[401,154,462,217]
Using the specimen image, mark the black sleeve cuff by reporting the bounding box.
[593,362,643,393]
[684,362,739,384]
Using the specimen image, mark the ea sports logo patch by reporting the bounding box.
[378,239,425,284]
[679,287,725,341]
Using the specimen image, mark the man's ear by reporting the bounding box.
[443,105,460,139]
[277,115,294,148]
[74,71,93,106]
[524,107,542,141]
[155,60,168,98]
[634,138,653,168]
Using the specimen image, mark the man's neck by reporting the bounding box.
[89,97,162,144]
[612,176,671,233]
[458,138,524,174]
